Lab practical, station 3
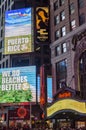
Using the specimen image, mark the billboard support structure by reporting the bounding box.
[30,102,32,129]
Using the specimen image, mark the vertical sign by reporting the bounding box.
[36,7,49,43]
[40,65,47,106]
[4,8,33,54]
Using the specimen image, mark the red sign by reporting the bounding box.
[17,107,27,118]
[8,106,30,120]
[40,65,47,106]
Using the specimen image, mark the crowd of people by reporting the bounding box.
[0,122,86,130]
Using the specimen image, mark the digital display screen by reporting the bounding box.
[4,8,34,54]
[36,7,49,43]
[37,76,52,103]
[0,66,36,103]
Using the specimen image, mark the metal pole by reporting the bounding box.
[30,102,32,129]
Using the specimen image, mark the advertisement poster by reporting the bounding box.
[0,66,36,103]
[4,8,33,54]
[37,76,52,103]
[36,7,49,43]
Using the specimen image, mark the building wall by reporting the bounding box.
[50,22,86,96]
[50,0,86,42]
[0,0,14,68]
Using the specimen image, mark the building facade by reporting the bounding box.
[46,1,86,128]
[0,0,51,128]
[50,0,86,99]
[0,0,51,74]
[0,0,14,68]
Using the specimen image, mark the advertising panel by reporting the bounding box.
[37,76,52,103]
[4,8,33,54]
[36,7,49,43]
[0,66,36,103]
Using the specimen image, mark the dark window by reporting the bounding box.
[70,3,75,14]
[54,15,59,25]
[3,62,5,68]
[79,51,86,99]
[56,59,67,88]
[5,1,7,10]
[60,0,65,6]
[1,29,3,37]
[78,0,84,8]
[0,42,2,49]
[35,57,41,73]
[55,46,61,56]
[6,60,8,68]
[0,53,2,60]
[79,13,85,25]
[54,0,59,10]
[14,1,26,9]
[12,58,29,67]
[55,30,60,40]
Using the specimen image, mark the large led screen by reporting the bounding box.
[37,76,52,103]
[36,7,49,43]
[4,8,33,54]
[0,66,36,103]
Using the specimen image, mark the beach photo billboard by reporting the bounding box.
[4,8,33,54]
[0,66,36,103]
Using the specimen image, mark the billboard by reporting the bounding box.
[0,66,36,103]
[4,8,33,54]
[37,76,52,103]
[36,7,49,43]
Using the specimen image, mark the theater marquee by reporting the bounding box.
[47,99,86,118]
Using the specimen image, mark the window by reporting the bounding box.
[60,10,65,21]
[61,26,66,37]
[0,53,1,60]
[71,20,76,30]
[54,0,59,10]
[55,30,60,40]
[78,0,84,8]
[12,58,29,67]
[70,3,75,14]
[55,46,61,56]
[55,15,59,25]
[0,42,2,49]
[61,43,67,53]
[79,51,86,99]
[79,13,85,25]
[6,60,8,68]
[56,59,67,88]
[60,0,65,6]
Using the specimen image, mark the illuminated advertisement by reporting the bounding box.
[4,8,33,54]
[37,76,52,103]
[36,7,49,43]
[0,66,36,103]
[47,99,86,118]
